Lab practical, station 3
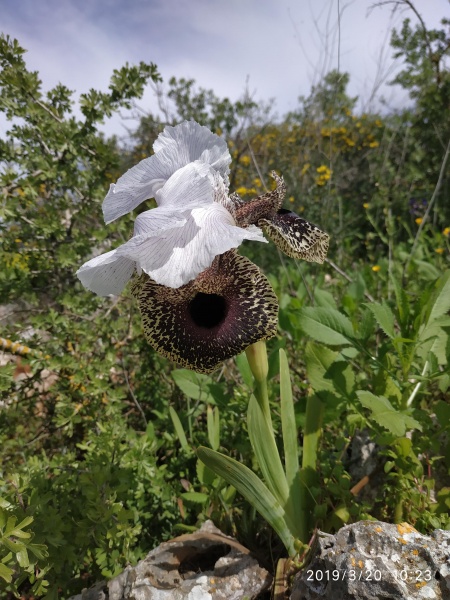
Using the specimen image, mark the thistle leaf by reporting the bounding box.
[357,391,422,436]
[366,302,396,339]
[299,307,356,345]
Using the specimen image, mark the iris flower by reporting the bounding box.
[77,121,330,372]
[77,121,266,292]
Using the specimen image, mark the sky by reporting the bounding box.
[1,0,449,139]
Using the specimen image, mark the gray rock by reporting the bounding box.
[68,520,271,600]
[291,521,450,600]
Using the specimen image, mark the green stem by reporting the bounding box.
[254,377,271,427]
[245,341,272,427]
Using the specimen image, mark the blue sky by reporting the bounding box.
[2,0,449,138]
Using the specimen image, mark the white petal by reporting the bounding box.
[155,161,216,208]
[119,204,267,288]
[153,120,231,183]
[102,154,168,224]
[102,121,231,224]
[132,206,187,236]
[76,249,135,296]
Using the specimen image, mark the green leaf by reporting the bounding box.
[279,349,300,488]
[356,391,422,436]
[16,547,29,568]
[313,289,337,309]
[299,307,356,346]
[390,273,409,331]
[171,369,215,403]
[27,543,48,561]
[7,515,33,538]
[426,271,450,322]
[235,353,253,387]
[366,301,396,339]
[305,342,355,399]
[247,395,289,507]
[168,406,190,453]
[207,405,220,451]
[417,317,450,365]
[197,447,297,556]
[180,492,209,504]
[196,460,217,487]
[2,537,25,553]
[0,562,14,583]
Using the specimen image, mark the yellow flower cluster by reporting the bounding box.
[235,186,257,197]
[443,227,450,237]
[315,165,332,186]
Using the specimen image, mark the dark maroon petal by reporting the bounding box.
[131,250,278,373]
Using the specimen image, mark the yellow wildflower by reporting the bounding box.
[415,217,423,225]
[363,203,369,209]
[435,248,444,255]
[368,141,379,148]
[253,177,262,188]
[372,265,381,272]
[315,165,332,186]
[240,155,251,166]
[300,163,310,176]
[443,227,450,237]
[289,196,295,203]
[235,186,248,196]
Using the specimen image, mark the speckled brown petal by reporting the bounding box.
[131,250,279,373]
[259,209,330,263]
[234,171,285,226]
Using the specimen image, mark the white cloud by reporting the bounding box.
[1,0,449,138]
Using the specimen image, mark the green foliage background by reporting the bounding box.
[0,10,449,599]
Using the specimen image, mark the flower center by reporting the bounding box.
[189,292,227,328]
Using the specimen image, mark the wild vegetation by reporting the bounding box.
[0,7,449,598]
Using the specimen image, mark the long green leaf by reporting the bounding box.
[279,349,299,487]
[197,447,297,556]
[207,405,220,451]
[279,350,306,542]
[247,395,289,507]
[169,406,190,453]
